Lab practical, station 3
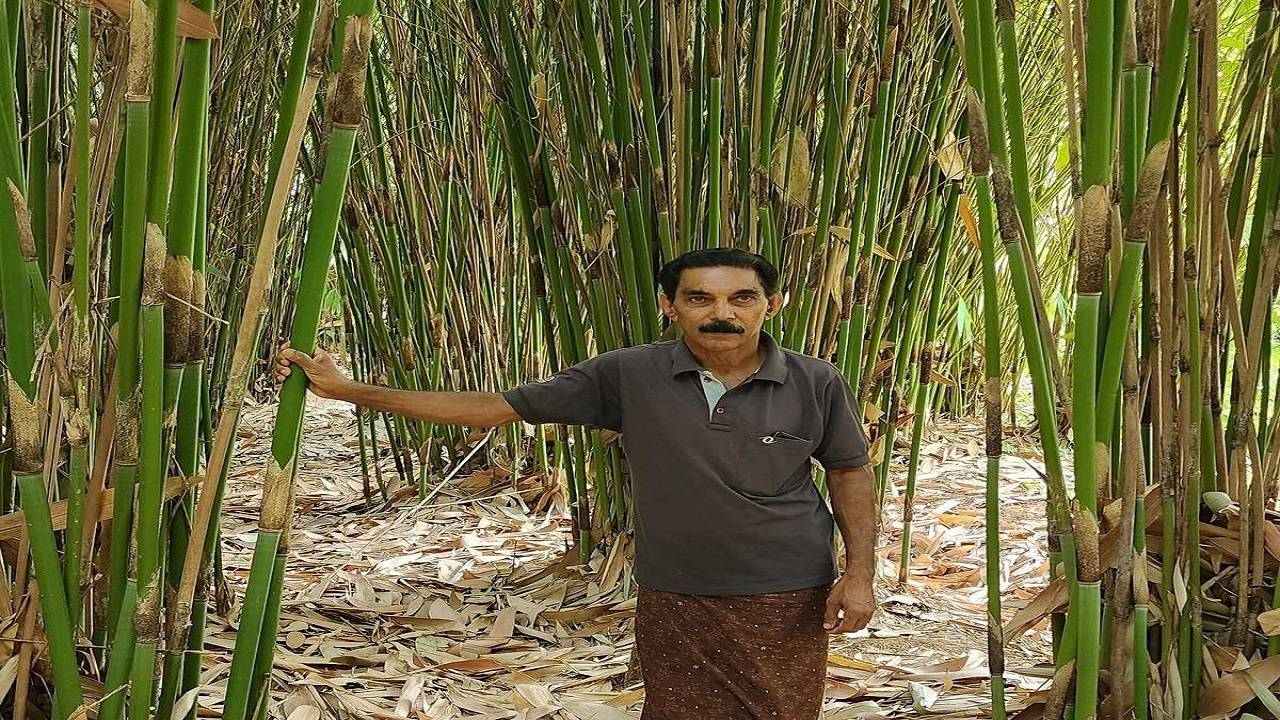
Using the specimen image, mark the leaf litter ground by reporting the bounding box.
[203,397,1054,719]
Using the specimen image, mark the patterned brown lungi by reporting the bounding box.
[635,582,832,719]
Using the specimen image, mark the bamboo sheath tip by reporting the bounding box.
[879,28,898,82]
[116,387,142,463]
[259,460,295,532]
[165,255,194,363]
[126,0,154,99]
[143,224,167,306]
[189,269,207,358]
[133,580,162,642]
[331,15,374,128]
[1072,502,1102,583]
[1092,443,1110,504]
[1135,2,1154,64]
[995,0,1015,21]
[5,379,41,473]
[986,613,1006,675]
[1125,141,1171,243]
[1183,243,1199,280]
[964,91,990,175]
[67,407,91,448]
[853,260,870,304]
[278,482,299,552]
[984,378,1002,458]
[989,159,1022,246]
[1132,551,1150,603]
[1044,659,1076,720]
[6,179,37,262]
[306,0,338,77]
[839,277,854,319]
[1078,185,1110,294]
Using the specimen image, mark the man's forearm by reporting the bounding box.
[335,382,520,428]
[828,464,877,583]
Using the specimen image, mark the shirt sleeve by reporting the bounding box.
[501,351,622,432]
[812,367,871,470]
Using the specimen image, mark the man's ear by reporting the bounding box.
[658,292,676,320]
[766,291,783,317]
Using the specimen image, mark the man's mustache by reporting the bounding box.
[698,320,745,334]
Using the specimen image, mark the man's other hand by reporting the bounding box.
[275,343,352,400]
[823,575,875,634]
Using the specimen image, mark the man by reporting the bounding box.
[275,248,878,719]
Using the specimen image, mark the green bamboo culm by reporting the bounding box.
[63,0,98,632]
[107,0,155,648]
[1070,0,1117,712]
[1,190,81,720]
[129,224,169,720]
[221,9,374,718]
[965,91,1007,720]
[155,0,217,713]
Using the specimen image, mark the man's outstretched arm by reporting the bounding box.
[276,346,521,428]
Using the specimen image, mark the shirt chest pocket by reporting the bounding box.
[732,430,816,496]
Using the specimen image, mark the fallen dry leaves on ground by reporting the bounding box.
[197,398,1053,719]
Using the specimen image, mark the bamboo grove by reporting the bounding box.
[0,0,1277,718]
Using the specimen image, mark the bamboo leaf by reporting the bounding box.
[957,193,980,250]
[909,681,939,711]
[934,131,966,181]
[1196,655,1280,717]
[871,243,897,262]
[1244,673,1280,717]
[1258,608,1280,636]
[92,0,219,38]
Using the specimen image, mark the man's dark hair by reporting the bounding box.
[657,248,780,299]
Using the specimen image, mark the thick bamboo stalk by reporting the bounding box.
[222,12,372,717]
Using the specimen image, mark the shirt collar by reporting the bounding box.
[670,330,788,384]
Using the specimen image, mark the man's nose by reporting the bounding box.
[710,300,737,319]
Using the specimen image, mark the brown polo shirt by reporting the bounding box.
[501,330,870,595]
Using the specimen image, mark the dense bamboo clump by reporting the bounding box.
[4,0,1280,718]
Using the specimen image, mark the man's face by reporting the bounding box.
[659,266,783,349]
